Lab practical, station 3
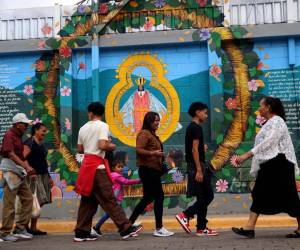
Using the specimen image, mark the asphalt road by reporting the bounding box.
[1,228,299,250]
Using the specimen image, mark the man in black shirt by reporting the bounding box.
[176,102,218,236]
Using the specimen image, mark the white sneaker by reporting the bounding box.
[153,227,174,237]
[13,229,33,239]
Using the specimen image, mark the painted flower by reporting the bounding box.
[77,5,87,14]
[216,179,228,192]
[198,28,211,41]
[144,202,154,212]
[35,60,45,71]
[32,118,42,125]
[75,154,84,163]
[210,64,222,81]
[59,47,72,58]
[65,118,71,130]
[38,40,46,49]
[197,0,207,7]
[154,0,166,8]
[99,3,109,14]
[41,24,52,35]
[23,85,34,95]
[230,155,239,168]
[60,86,71,96]
[257,61,263,70]
[255,115,266,126]
[79,62,85,70]
[248,79,258,91]
[143,19,154,31]
[172,171,184,183]
[225,97,237,110]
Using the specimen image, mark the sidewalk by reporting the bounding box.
[36,214,297,233]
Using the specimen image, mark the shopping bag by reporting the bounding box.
[32,186,41,219]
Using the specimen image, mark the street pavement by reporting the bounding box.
[1,228,299,250]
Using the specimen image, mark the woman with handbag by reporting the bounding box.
[129,111,174,237]
[23,122,54,235]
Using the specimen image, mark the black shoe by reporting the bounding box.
[91,226,102,237]
[74,230,98,242]
[232,227,255,239]
[120,225,143,239]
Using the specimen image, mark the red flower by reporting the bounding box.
[41,24,52,35]
[225,98,237,110]
[196,0,207,7]
[144,203,154,212]
[79,62,85,70]
[257,61,263,70]
[36,60,45,71]
[59,47,72,58]
[143,20,153,31]
[99,3,109,14]
[210,64,222,81]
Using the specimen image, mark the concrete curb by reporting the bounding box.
[36,215,298,233]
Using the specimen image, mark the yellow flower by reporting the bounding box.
[256,127,261,134]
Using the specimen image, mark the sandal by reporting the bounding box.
[286,230,300,238]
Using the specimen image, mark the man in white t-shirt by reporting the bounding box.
[74,102,142,242]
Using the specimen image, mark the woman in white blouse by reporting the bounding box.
[231,96,300,239]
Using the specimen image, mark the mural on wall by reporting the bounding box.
[1,0,300,208]
[105,52,181,146]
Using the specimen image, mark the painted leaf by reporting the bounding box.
[211,32,221,48]
[222,168,230,177]
[248,116,255,126]
[245,129,253,140]
[224,113,233,121]
[216,134,224,144]
[45,38,62,49]
[61,134,68,143]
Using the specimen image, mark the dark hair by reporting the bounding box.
[110,159,123,171]
[31,123,47,136]
[87,102,104,116]
[262,96,286,121]
[114,151,128,165]
[188,102,208,117]
[141,111,160,131]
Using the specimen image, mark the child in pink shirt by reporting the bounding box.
[92,159,140,236]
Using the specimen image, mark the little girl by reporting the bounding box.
[91,159,140,236]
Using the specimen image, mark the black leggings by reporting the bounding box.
[129,166,164,229]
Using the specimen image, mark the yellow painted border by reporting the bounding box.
[105,52,180,147]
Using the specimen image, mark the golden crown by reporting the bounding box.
[135,75,146,86]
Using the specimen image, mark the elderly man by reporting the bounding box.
[0,113,35,242]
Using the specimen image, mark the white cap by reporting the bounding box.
[12,113,33,124]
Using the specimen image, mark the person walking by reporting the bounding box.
[74,102,142,242]
[175,102,218,236]
[129,111,174,237]
[91,159,141,236]
[231,96,300,239]
[0,113,34,242]
[23,122,54,235]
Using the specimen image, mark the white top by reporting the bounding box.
[250,115,299,177]
[77,120,109,158]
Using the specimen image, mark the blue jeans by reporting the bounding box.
[95,213,110,230]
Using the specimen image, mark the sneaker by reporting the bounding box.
[120,225,143,240]
[2,234,18,242]
[12,229,33,239]
[133,221,142,227]
[153,227,174,237]
[91,227,102,237]
[175,212,191,233]
[73,234,98,242]
[196,228,218,236]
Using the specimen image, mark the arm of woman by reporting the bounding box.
[235,118,283,165]
[136,131,163,157]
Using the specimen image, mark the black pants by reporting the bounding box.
[184,169,214,230]
[129,166,164,229]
